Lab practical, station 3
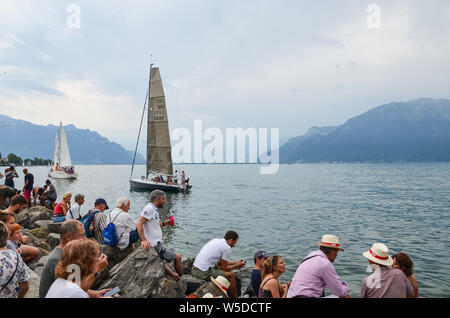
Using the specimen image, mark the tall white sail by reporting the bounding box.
[59,122,73,167]
[53,133,60,168]
[147,67,173,176]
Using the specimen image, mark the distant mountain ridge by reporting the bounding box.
[0,115,145,165]
[280,98,450,163]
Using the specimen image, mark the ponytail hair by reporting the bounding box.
[262,255,280,279]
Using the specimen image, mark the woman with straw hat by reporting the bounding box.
[361,243,415,298]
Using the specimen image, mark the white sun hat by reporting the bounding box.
[363,243,393,266]
[210,275,230,297]
[202,293,215,298]
[316,234,344,251]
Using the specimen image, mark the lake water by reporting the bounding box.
[9,163,450,297]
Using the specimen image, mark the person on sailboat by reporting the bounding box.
[173,170,179,185]
[136,190,184,280]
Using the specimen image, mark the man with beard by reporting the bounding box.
[136,190,183,280]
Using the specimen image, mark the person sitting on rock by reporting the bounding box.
[66,194,84,221]
[0,186,18,210]
[0,220,29,298]
[45,239,111,298]
[32,187,45,206]
[191,230,246,298]
[8,223,23,250]
[108,197,139,251]
[0,212,39,264]
[1,194,27,215]
[53,192,72,223]
[91,198,109,244]
[39,219,110,298]
[136,190,184,280]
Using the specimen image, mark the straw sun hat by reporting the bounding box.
[363,243,394,266]
[210,275,230,297]
[316,235,344,252]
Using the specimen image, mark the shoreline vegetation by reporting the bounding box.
[0,153,51,167]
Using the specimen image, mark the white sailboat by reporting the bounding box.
[130,65,191,192]
[49,122,78,179]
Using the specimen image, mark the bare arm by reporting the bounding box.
[136,216,150,250]
[218,259,245,272]
[18,281,29,298]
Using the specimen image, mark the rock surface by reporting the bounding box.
[98,247,166,298]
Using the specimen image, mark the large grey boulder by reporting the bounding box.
[92,245,134,289]
[151,276,188,298]
[47,222,62,234]
[98,247,165,298]
[46,233,60,250]
[184,275,207,295]
[182,257,195,275]
[17,207,52,229]
[28,227,49,240]
[33,220,53,230]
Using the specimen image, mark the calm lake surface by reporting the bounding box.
[11,163,450,297]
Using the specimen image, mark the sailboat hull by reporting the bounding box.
[130,178,189,193]
[49,171,78,179]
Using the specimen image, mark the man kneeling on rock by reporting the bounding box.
[137,190,183,280]
[191,230,245,298]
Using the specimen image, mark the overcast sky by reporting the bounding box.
[1,0,450,152]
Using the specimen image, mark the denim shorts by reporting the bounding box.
[53,215,66,223]
[153,241,176,262]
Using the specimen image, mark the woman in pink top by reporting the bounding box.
[53,193,72,223]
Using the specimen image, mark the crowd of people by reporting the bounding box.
[0,180,420,299]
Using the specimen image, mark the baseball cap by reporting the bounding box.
[254,250,270,259]
[95,198,109,210]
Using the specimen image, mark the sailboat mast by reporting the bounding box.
[58,122,62,168]
[146,64,153,179]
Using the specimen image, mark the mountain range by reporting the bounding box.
[0,115,145,165]
[280,98,450,163]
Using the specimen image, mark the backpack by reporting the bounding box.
[102,211,122,246]
[81,209,99,238]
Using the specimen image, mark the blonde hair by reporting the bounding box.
[63,193,72,200]
[262,255,281,279]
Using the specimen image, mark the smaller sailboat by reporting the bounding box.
[49,122,78,179]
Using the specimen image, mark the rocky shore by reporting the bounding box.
[17,206,240,298]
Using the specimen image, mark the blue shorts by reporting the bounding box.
[53,216,66,223]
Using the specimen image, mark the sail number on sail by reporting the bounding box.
[153,103,166,121]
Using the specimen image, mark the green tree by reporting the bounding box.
[7,153,23,165]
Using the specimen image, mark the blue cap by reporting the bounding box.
[95,198,109,210]
[254,250,270,259]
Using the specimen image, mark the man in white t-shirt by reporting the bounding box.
[136,190,183,280]
[66,194,84,220]
[192,231,245,298]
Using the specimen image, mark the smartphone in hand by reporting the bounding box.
[103,287,120,297]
